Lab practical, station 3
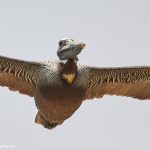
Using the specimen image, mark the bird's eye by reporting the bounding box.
[59,41,63,46]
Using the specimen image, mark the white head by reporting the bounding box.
[57,38,85,61]
[58,38,75,49]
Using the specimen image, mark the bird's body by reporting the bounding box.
[1,38,150,129]
[34,60,85,128]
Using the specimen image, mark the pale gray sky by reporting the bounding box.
[0,0,150,150]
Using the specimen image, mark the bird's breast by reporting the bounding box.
[35,84,86,122]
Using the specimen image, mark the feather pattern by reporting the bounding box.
[77,66,150,100]
[0,56,42,96]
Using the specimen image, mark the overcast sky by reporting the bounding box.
[0,0,150,150]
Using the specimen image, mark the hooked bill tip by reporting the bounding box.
[75,43,86,49]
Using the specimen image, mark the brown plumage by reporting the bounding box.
[0,55,150,129]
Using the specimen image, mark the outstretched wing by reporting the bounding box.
[77,65,150,100]
[0,56,42,97]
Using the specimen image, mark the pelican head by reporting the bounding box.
[57,38,85,61]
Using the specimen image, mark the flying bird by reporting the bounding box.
[0,38,150,129]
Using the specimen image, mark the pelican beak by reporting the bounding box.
[75,43,86,49]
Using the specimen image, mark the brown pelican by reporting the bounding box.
[0,38,150,129]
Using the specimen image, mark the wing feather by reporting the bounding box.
[77,66,150,100]
[0,56,42,97]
